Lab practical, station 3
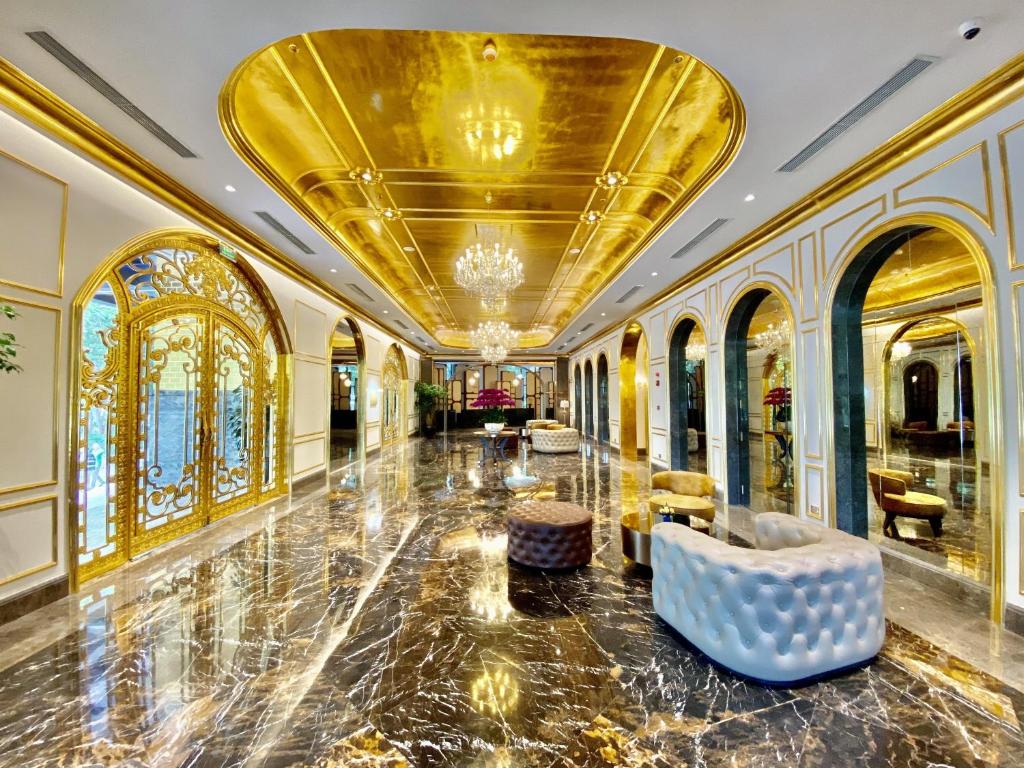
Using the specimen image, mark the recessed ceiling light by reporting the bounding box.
[403,245,416,252]
[600,312,606,317]
[224,184,236,192]
[382,310,389,314]
[651,271,658,277]
[744,193,756,202]
[569,247,581,254]
[330,268,337,273]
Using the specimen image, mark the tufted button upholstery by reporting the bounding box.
[651,512,884,684]
[507,501,592,569]
[526,419,558,431]
[532,427,581,453]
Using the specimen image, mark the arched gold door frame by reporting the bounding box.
[70,230,290,587]
[328,314,366,461]
[822,212,1004,624]
[382,343,407,445]
[619,321,649,462]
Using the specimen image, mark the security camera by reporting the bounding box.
[959,19,982,40]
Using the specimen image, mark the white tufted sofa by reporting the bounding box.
[652,512,884,685]
[531,427,580,454]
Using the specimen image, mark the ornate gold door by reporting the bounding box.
[74,233,287,584]
[128,308,262,554]
[130,309,208,553]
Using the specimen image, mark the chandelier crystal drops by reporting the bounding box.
[470,320,519,365]
[455,242,524,303]
[754,320,791,358]
[891,340,913,361]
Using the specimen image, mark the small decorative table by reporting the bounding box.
[474,430,519,465]
[647,492,716,526]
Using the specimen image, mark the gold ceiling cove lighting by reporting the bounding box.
[219,29,744,348]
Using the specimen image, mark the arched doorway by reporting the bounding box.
[574,364,583,430]
[72,231,289,585]
[584,359,595,438]
[329,316,364,468]
[619,322,649,462]
[597,354,610,443]
[828,218,998,618]
[724,288,795,513]
[382,344,408,445]
[902,360,938,429]
[668,315,707,472]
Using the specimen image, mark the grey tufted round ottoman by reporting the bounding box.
[507,501,593,569]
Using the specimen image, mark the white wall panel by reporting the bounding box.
[0,151,66,297]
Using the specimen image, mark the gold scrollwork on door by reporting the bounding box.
[74,234,288,584]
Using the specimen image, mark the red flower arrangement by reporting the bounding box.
[762,387,791,406]
[763,386,792,425]
[471,388,517,422]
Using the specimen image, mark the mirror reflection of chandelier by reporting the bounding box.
[685,341,707,362]
[460,106,524,162]
[754,320,791,358]
[470,320,519,364]
[891,340,912,360]
[455,242,525,302]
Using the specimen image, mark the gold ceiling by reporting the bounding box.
[220,29,744,348]
[864,228,980,313]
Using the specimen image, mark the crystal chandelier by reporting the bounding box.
[455,242,524,302]
[470,320,519,364]
[685,341,707,362]
[754,320,791,358]
[891,340,912,361]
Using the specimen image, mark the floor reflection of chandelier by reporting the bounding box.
[470,320,519,364]
[754,320,791,358]
[455,242,524,303]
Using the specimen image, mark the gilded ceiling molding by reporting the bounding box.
[568,50,1024,354]
[0,57,421,353]
[219,30,746,349]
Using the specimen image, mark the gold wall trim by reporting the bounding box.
[0,494,58,587]
[0,294,60,497]
[1013,280,1024,503]
[892,142,995,232]
[820,196,888,278]
[568,50,1024,355]
[0,57,423,354]
[0,147,67,298]
[999,118,1024,270]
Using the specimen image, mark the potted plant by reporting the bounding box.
[471,388,516,435]
[0,304,21,374]
[414,381,446,436]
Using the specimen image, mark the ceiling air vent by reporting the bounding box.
[345,283,375,302]
[394,320,409,330]
[254,211,315,254]
[671,218,731,259]
[578,323,594,333]
[778,55,938,172]
[615,285,645,304]
[27,31,197,158]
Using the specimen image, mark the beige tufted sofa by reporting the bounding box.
[532,426,580,453]
[526,419,558,430]
[652,512,884,685]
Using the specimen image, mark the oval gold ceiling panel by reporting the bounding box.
[220,29,745,349]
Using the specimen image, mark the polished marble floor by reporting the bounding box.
[0,434,1020,767]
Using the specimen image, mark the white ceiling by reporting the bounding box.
[1,0,1022,356]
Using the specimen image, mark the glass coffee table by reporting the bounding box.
[622,506,705,566]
